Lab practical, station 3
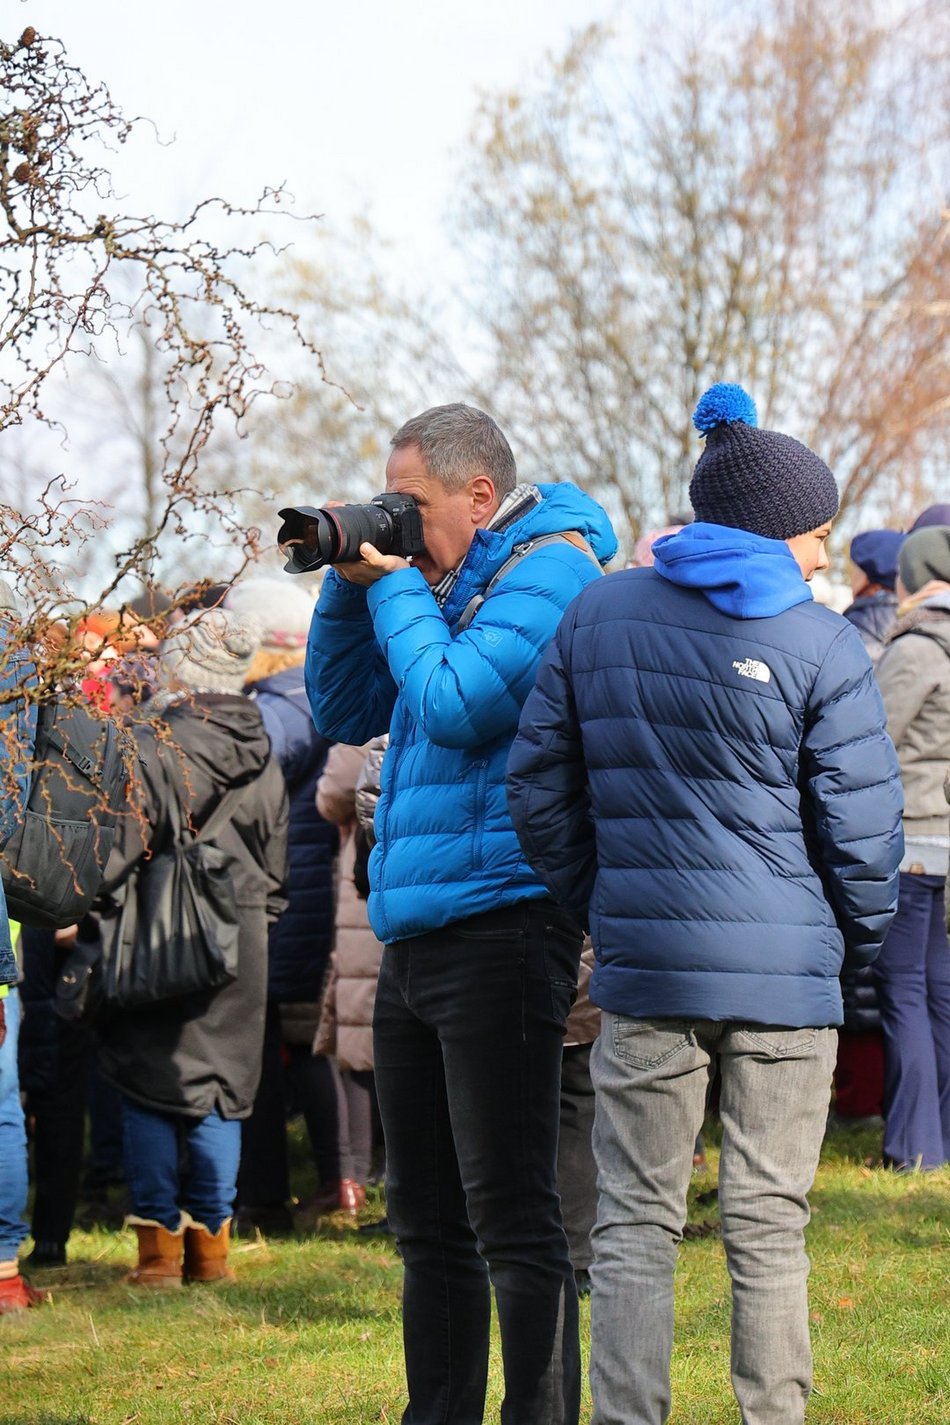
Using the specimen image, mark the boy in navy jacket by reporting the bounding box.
[508,385,903,1425]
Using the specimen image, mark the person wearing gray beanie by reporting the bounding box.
[897,525,950,599]
[873,523,950,1172]
[158,608,260,695]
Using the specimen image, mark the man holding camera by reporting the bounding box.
[305,403,616,1424]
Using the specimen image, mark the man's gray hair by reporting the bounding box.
[390,403,517,497]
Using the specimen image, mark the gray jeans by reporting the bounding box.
[589,1016,837,1425]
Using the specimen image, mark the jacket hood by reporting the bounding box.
[888,592,950,652]
[160,693,272,788]
[472,481,618,573]
[652,522,813,619]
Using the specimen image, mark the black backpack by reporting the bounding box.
[1,697,129,929]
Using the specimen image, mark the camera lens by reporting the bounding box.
[277,503,396,573]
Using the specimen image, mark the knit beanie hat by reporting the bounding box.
[689,384,839,540]
[159,608,260,693]
[224,577,314,650]
[909,503,950,533]
[898,525,950,594]
[849,530,903,591]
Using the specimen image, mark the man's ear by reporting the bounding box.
[470,474,498,523]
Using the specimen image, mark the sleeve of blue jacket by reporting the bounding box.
[366,548,599,751]
[506,602,595,919]
[305,571,398,744]
[801,623,904,971]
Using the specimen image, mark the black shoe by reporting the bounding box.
[574,1268,592,1298]
[25,1242,67,1268]
[234,1204,296,1236]
[357,1215,394,1238]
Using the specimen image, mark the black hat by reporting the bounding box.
[689,384,839,541]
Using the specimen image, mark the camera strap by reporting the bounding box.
[456,532,602,633]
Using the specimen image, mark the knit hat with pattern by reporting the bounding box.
[689,384,839,540]
[159,608,260,693]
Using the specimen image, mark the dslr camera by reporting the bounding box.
[277,493,425,574]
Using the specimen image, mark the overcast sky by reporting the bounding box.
[17,0,622,270]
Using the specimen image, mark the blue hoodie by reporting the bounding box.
[306,482,617,943]
[652,522,814,618]
[507,525,904,1028]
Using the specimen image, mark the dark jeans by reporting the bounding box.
[237,999,341,1208]
[872,872,950,1169]
[373,901,582,1425]
[558,1043,597,1273]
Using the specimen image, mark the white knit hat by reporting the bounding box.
[159,608,260,693]
[0,579,17,615]
[224,577,314,650]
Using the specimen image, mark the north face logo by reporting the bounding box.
[732,657,772,684]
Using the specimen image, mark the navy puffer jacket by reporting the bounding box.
[251,667,338,1001]
[508,525,904,1029]
[843,590,897,664]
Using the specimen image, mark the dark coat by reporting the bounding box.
[97,694,289,1120]
[508,565,904,1029]
[250,668,338,1002]
[843,590,898,664]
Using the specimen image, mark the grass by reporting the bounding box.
[1,1124,948,1424]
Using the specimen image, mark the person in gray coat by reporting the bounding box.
[872,526,950,1169]
[98,610,289,1285]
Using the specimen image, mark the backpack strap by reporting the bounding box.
[456,533,603,633]
[193,780,257,845]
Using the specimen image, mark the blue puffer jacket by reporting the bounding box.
[0,614,36,986]
[507,523,904,1028]
[306,482,617,944]
[251,667,338,1000]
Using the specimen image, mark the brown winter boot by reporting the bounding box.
[183,1220,236,1284]
[125,1218,186,1288]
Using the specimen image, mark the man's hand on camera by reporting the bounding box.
[333,542,410,586]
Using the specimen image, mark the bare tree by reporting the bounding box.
[457,1,950,547]
[0,24,329,629]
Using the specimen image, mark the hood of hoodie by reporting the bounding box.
[438,480,618,628]
[160,692,272,789]
[652,522,813,619]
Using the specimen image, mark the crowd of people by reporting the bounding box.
[0,394,948,1425]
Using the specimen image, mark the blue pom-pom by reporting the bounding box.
[692,383,757,434]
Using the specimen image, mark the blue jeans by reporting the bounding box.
[121,1097,241,1233]
[373,901,583,1425]
[872,871,950,1169]
[0,989,28,1261]
[590,1016,836,1425]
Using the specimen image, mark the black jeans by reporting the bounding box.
[373,901,582,1425]
[237,999,341,1208]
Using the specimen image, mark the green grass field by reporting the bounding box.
[2,1125,948,1424]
